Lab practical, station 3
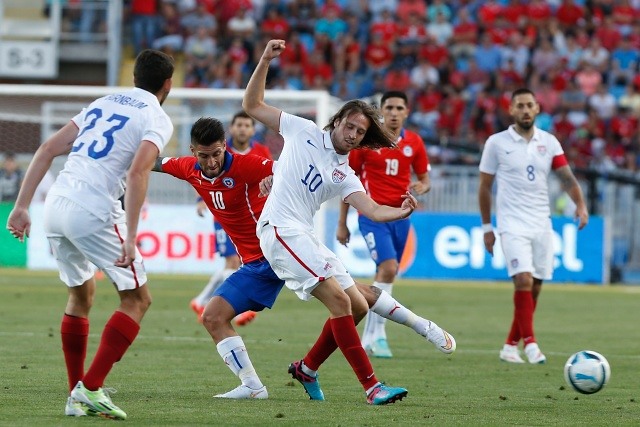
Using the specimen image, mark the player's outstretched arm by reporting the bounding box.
[555,165,589,229]
[243,39,285,133]
[345,191,417,223]
[6,121,78,242]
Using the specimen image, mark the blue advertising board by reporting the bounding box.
[326,211,606,284]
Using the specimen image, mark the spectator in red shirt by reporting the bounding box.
[527,0,553,28]
[370,8,399,44]
[477,0,502,30]
[497,58,524,88]
[610,106,639,141]
[612,0,637,36]
[487,16,517,46]
[418,35,449,70]
[410,83,443,137]
[397,13,428,46]
[396,0,426,24]
[364,32,394,76]
[555,0,585,30]
[333,33,361,75]
[278,31,308,75]
[553,108,576,143]
[595,16,623,52]
[502,0,527,27]
[302,49,333,89]
[129,0,159,55]
[450,7,478,58]
[260,8,290,39]
[384,63,411,92]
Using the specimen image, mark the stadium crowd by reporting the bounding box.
[125,0,640,171]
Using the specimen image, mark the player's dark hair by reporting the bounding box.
[324,100,396,150]
[190,117,226,146]
[380,91,408,106]
[133,49,174,94]
[231,110,255,126]
[511,87,535,102]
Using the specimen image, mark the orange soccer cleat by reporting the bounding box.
[190,299,205,323]
[234,311,257,326]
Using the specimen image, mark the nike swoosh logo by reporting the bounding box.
[441,332,454,351]
[306,139,317,148]
[250,390,265,398]
[506,150,514,155]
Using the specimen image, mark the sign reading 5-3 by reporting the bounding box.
[0,41,58,78]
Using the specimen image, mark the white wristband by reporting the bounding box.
[481,223,493,233]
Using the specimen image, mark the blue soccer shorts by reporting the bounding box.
[213,258,285,314]
[357,216,411,266]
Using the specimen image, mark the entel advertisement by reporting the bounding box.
[27,205,606,284]
[326,211,607,284]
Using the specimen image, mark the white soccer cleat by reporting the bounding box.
[425,321,456,354]
[214,384,268,399]
[65,397,88,417]
[499,344,525,363]
[524,342,547,364]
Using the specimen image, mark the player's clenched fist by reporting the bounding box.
[261,39,286,61]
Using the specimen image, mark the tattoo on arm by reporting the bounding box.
[556,166,578,191]
[152,157,165,173]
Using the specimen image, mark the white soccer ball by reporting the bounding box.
[564,350,611,394]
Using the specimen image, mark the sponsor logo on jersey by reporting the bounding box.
[537,145,547,155]
[403,146,413,157]
[223,177,235,188]
[332,168,346,183]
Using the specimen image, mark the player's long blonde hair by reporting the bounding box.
[324,100,396,150]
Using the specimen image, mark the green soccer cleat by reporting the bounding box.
[70,381,127,420]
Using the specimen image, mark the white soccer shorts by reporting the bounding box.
[258,223,354,301]
[499,229,554,280]
[43,195,147,290]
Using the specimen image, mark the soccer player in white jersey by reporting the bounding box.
[478,88,589,365]
[244,39,447,405]
[6,50,175,419]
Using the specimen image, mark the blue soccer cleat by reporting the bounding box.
[366,384,408,405]
[288,360,325,401]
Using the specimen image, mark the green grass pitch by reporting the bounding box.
[1,268,638,425]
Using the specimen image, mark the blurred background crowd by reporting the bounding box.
[113,0,640,171]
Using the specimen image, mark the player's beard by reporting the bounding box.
[516,118,534,130]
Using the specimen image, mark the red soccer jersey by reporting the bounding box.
[228,140,273,159]
[348,129,429,208]
[161,153,273,263]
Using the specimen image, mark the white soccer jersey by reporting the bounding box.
[48,88,173,221]
[258,112,364,231]
[479,125,564,234]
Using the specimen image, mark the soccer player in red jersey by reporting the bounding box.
[156,105,455,400]
[190,111,272,327]
[337,91,444,359]
[154,117,279,399]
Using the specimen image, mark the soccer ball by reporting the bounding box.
[564,350,611,394]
